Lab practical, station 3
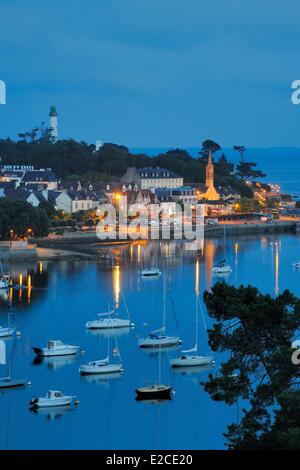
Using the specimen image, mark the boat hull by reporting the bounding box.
[139,336,182,348]
[0,328,15,338]
[86,319,134,329]
[29,397,73,409]
[135,385,172,401]
[0,378,27,389]
[170,355,214,368]
[32,346,80,357]
[79,363,123,375]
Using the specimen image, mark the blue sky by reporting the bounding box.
[0,0,299,147]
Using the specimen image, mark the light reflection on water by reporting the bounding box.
[0,233,299,449]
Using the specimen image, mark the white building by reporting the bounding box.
[121,167,184,190]
[49,106,58,142]
[56,191,93,214]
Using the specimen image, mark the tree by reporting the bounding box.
[236,161,266,182]
[234,197,260,212]
[0,198,49,239]
[233,145,246,162]
[203,282,300,449]
[200,139,221,157]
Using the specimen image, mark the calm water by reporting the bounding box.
[1,233,300,450]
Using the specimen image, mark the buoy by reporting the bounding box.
[74,400,80,406]
[27,381,32,386]
[16,331,21,337]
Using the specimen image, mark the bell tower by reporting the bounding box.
[206,149,214,188]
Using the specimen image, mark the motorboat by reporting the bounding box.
[292,261,300,269]
[136,384,172,401]
[32,340,80,357]
[212,259,232,274]
[29,390,76,409]
[0,326,15,338]
[79,359,123,375]
[139,329,182,349]
[141,267,161,277]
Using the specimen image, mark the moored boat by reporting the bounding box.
[135,384,172,401]
[141,267,161,277]
[29,390,76,409]
[32,340,80,357]
[79,359,123,375]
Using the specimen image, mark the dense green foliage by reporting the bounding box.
[0,138,261,197]
[0,198,49,239]
[203,282,300,449]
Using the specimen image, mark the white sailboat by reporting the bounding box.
[170,296,214,368]
[139,274,182,349]
[79,325,123,375]
[0,340,27,389]
[86,297,134,330]
[212,226,232,274]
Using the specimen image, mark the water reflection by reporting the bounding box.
[32,355,78,370]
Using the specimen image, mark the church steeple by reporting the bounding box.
[206,149,214,188]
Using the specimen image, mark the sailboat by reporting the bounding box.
[136,318,173,400]
[212,225,232,274]
[142,267,161,277]
[0,260,10,290]
[79,323,123,375]
[170,296,214,368]
[138,274,182,349]
[0,340,27,389]
[85,296,134,330]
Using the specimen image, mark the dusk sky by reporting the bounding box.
[0,0,300,148]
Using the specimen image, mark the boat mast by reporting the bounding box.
[163,272,166,333]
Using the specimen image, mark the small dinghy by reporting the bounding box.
[141,267,161,277]
[32,340,80,357]
[136,384,172,401]
[292,261,300,269]
[29,390,76,409]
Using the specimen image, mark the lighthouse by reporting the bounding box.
[49,106,58,142]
